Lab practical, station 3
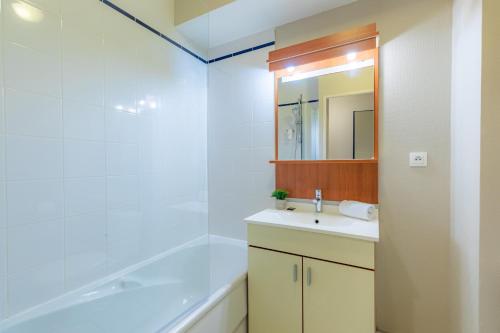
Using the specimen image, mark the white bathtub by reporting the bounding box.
[0,235,248,333]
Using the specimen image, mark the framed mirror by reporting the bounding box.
[270,24,379,163]
[277,64,375,160]
[267,24,379,203]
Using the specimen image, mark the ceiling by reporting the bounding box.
[177,0,356,50]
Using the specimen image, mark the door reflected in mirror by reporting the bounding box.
[278,64,375,161]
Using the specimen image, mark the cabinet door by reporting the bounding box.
[248,247,302,333]
[303,258,375,333]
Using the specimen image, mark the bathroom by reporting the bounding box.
[0,0,498,332]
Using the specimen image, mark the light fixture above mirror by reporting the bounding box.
[281,58,374,83]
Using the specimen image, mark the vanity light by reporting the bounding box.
[281,58,374,83]
[347,52,357,61]
[12,1,43,22]
[286,66,295,73]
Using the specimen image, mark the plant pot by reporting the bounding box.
[275,199,287,210]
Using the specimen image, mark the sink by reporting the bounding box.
[244,203,379,242]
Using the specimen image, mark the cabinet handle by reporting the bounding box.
[307,267,312,286]
[293,264,298,282]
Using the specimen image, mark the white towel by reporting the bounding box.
[339,201,376,221]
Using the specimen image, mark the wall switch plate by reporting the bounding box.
[409,152,428,167]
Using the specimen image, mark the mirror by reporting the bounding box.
[277,63,375,160]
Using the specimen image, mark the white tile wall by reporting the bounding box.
[6,136,64,180]
[62,2,104,107]
[5,88,62,138]
[6,180,64,227]
[0,275,5,319]
[0,227,6,277]
[64,140,106,178]
[4,43,61,98]
[0,0,208,318]
[208,42,275,240]
[4,0,61,55]
[0,139,3,170]
[63,102,105,141]
[65,212,107,290]
[0,90,4,135]
[0,179,6,229]
[0,0,5,321]
[7,219,64,275]
[106,142,140,176]
[64,178,106,216]
[8,262,65,315]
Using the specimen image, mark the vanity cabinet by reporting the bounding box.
[303,258,374,333]
[248,247,303,333]
[247,224,375,333]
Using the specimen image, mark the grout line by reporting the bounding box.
[101,0,111,276]
[1,0,11,316]
[60,7,68,293]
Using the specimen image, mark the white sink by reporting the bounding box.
[244,203,379,242]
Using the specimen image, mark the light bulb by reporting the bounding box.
[12,2,43,22]
[347,52,357,61]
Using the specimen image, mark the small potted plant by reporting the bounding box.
[272,189,289,210]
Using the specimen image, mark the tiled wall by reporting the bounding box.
[208,31,276,240]
[0,0,208,317]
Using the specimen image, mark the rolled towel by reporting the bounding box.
[339,200,376,221]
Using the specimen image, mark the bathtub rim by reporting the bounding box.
[0,235,246,331]
[161,235,248,332]
[160,271,247,333]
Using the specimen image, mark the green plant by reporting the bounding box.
[271,189,289,201]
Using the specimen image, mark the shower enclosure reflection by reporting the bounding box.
[278,95,320,160]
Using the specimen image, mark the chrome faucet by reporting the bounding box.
[313,189,322,213]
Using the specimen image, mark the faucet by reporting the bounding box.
[313,189,322,213]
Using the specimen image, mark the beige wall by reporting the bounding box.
[480,0,500,331]
[174,0,234,25]
[319,67,374,159]
[327,92,374,159]
[450,0,481,332]
[276,0,452,332]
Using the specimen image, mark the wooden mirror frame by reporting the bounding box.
[268,24,380,203]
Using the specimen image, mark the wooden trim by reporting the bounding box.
[275,162,378,204]
[274,48,376,79]
[249,245,375,272]
[269,160,378,165]
[274,74,279,161]
[373,47,379,160]
[268,23,377,65]
[269,38,376,72]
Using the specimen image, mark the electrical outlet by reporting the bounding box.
[409,152,428,167]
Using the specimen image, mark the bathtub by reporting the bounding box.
[0,235,248,333]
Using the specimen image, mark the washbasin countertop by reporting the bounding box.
[244,203,379,242]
